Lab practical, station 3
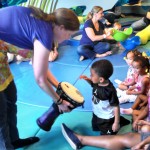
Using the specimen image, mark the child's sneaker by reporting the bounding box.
[61,123,83,150]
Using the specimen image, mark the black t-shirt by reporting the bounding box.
[91,80,119,106]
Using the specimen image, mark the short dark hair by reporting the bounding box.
[91,59,113,80]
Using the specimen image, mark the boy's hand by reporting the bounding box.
[80,75,88,80]
[112,122,120,132]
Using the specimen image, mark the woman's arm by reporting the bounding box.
[33,39,59,102]
[47,71,59,88]
[33,39,73,112]
[85,27,108,41]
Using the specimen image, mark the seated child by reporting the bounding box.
[132,90,150,134]
[118,55,150,104]
[120,94,148,115]
[7,42,58,63]
[115,50,142,91]
[113,22,122,30]
[121,88,150,124]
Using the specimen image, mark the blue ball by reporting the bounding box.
[120,36,141,50]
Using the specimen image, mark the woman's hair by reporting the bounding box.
[133,55,150,72]
[126,49,142,57]
[86,6,103,20]
[91,59,113,80]
[29,6,80,31]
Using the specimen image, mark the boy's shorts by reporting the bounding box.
[92,113,116,135]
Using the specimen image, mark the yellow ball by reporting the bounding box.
[136,25,150,45]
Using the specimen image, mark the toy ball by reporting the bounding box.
[120,36,141,50]
[112,27,133,42]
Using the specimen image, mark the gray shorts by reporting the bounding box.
[141,132,150,149]
[141,132,150,141]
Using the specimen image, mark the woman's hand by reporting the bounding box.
[48,47,58,62]
[58,100,74,113]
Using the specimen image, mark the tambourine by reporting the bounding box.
[37,82,84,131]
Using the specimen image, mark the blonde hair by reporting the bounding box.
[87,6,103,20]
[29,6,80,31]
[113,22,122,30]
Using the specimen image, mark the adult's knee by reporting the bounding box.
[141,125,150,132]
[131,18,147,31]
[106,43,111,51]
[77,45,83,55]
[77,45,92,55]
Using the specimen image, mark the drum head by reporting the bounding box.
[60,82,84,103]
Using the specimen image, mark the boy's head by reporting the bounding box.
[113,22,122,30]
[90,59,113,83]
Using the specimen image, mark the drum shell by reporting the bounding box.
[36,103,61,131]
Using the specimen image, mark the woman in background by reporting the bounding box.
[77,6,113,61]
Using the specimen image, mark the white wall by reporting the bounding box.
[56,0,118,15]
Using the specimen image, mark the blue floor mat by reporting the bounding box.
[21,109,131,150]
[10,41,150,112]
[11,62,89,109]
[56,45,93,67]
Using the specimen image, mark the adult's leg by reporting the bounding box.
[77,45,95,59]
[4,80,40,149]
[0,91,14,150]
[3,80,19,142]
[94,42,111,54]
[62,123,141,150]
[77,132,140,150]
[131,17,147,32]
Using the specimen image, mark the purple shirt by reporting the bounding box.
[0,6,53,50]
[80,19,105,46]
